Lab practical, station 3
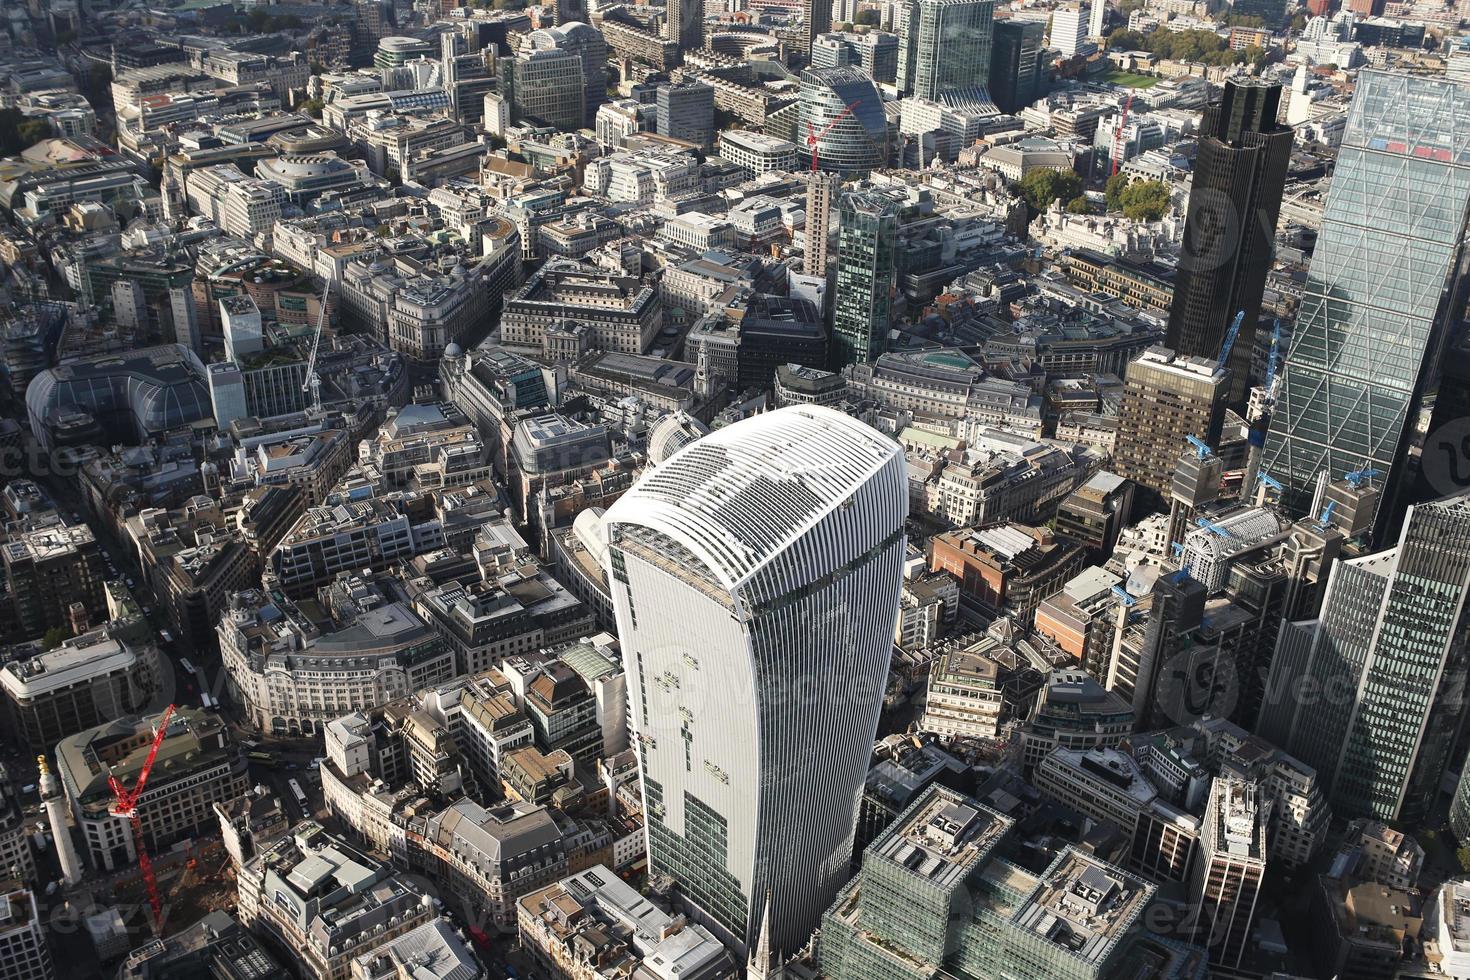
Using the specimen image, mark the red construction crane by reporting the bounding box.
[107,704,175,935]
[1110,92,1135,177]
[806,100,861,172]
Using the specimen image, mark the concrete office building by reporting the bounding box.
[718,131,798,176]
[0,627,160,750]
[668,0,705,51]
[603,405,908,953]
[802,0,835,58]
[1189,777,1267,968]
[1112,347,1229,504]
[1050,3,1089,55]
[2,521,108,640]
[802,171,840,278]
[657,81,716,147]
[0,890,53,980]
[54,708,248,872]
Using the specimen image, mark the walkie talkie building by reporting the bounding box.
[602,405,908,954]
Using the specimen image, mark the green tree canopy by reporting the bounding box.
[1106,25,1267,65]
[1118,178,1171,220]
[1016,168,1084,214]
[1066,195,1093,214]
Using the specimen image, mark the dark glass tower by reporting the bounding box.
[831,192,899,368]
[1165,79,1292,404]
[989,19,1046,114]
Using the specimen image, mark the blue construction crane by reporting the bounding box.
[1262,319,1283,402]
[1110,585,1138,607]
[1196,516,1232,536]
[1217,310,1246,368]
[1319,500,1338,525]
[1258,471,1283,492]
[1186,435,1215,460]
[1171,541,1185,556]
[1344,467,1381,488]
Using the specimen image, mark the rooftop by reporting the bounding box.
[1014,849,1154,965]
[872,785,1012,891]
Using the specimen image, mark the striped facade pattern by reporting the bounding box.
[602,405,908,953]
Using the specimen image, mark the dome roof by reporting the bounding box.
[647,410,710,466]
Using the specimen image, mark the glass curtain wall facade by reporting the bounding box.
[1165,79,1292,405]
[1260,489,1470,824]
[602,405,908,954]
[831,192,899,369]
[1262,71,1470,535]
[797,67,889,176]
[897,0,996,102]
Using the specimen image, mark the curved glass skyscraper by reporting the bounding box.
[798,67,888,175]
[602,405,908,954]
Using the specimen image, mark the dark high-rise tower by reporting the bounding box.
[803,0,834,60]
[1165,79,1292,404]
[989,19,1046,114]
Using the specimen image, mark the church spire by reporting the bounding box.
[747,892,783,980]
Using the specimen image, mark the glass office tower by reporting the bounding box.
[797,67,889,176]
[1261,489,1470,824]
[603,405,908,954]
[1165,79,1292,405]
[1263,71,1470,536]
[896,0,996,102]
[831,192,899,368]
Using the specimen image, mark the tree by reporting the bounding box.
[0,109,52,156]
[1119,178,1171,220]
[1107,28,1146,50]
[1105,172,1130,210]
[1458,846,1470,874]
[16,120,49,147]
[1066,196,1093,214]
[41,626,69,651]
[300,97,325,119]
[854,8,880,25]
[1016,168,1083,214]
